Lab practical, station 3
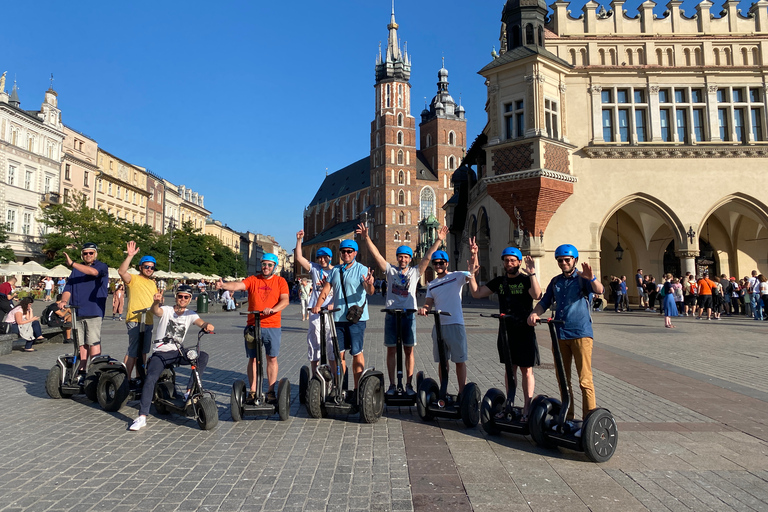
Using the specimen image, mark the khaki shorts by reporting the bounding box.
[75,317,103,347]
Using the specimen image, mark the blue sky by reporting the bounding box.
[2,0,745,249]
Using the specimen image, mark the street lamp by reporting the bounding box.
[614,215,624,262]
[168,217,176,273]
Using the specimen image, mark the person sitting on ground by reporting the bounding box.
[4,297,45,351]
[128,286,215,431]
[222,289,236,311]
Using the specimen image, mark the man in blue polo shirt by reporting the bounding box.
[312,239,375,394]
[527,244,604,434]
[60,242,110,382]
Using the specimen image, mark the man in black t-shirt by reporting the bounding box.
[468,241,542,419]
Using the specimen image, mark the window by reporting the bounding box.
[22,212,31,235]
[116,185,121,199]
[504,100,525,139]
[420,188,435,220]
[64,164,71,181]
[397,150,404,165]
[448,156,455,170]
[98,179,103,192]
[398,84,403,108]
[398,190,405,205]
[397,131,403,145]
[7,165,16,186]
[399,211,405,224]
[394,231,400,242]
[6,210,16,233]
[133,191,137,204]
[44,175,52,194]
[63,188,70,204]
[398,170,405,185]
[386,84,391,108]
[449,131,455,145]
[657,87,706,143]
[405,231,411,242]
[716,86,764,142]
[108,183,113,196]
[425,133,432,147]
[27,135,34,152]
[398,113,403,127]
[23,170,33,190]
[601,87,648,143]
[544,99,559,139]
[84,171,89,187]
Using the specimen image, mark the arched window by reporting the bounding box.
[426,133,432,147]
[375,133,380,148]
[398,190,405,205]
[397,113,403,127]
[407,211,411,224]
[398,84,403,108]
[420,187,435,220]
[392,211,396,224]
[399,211,405,224]
[397,131,403,145]
[398,170,405,184]
[394,231,400,242]
[405,231,411,242]
[449,156,455,170]
[448,131,455,145]
[526,24,534,45]
[386,84,391,107]
[397,150,404,165]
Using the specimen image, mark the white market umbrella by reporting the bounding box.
[153,270,170,278]
[209,274,221,281]
[108,267,120,279]
[0,263,28,276]
[22,261,50,275]
[48,265,72,278]
[127,268,140,275]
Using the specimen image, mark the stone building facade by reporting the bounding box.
[60,126,98,209]
[145,170,165,234]
[94,149,149,224]
[302,8,465,278]
[205,218,240,252]
[177,185,209,231]
[458,0,768,293]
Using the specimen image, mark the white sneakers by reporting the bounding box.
[129,416,147,431]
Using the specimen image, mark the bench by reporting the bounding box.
[0,326,66,356]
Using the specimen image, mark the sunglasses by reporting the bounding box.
[262,263,275,267]
[82,251,96,256]
[557,257,573,264]
[176,294,192,300]
[340,249,355,255]
[432,260,447,266]
[142,265,155,270]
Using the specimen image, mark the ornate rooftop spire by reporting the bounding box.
[375,1,411,83]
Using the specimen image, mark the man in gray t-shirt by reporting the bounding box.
[356,223,448,395]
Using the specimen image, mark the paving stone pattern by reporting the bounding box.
[0,292,766,511]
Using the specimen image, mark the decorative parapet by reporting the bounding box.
[485,168,578,184]
[582,145,768,158]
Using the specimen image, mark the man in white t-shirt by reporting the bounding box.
[418,250,472,394]
[44,277,54,301]
[295,230,336,375]
[129,285,215,431]
[357,222,448,395]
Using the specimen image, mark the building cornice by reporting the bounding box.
[96,171,150,195]
[484,168,578,185]
[0,104,65,138]
[63,152,99,171]
[0,140,63,167]
[582,144,768,159]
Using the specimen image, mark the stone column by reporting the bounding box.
[677,250,699,276]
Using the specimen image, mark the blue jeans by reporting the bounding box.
[754,296,763,320]
[614,293,623,312]
[139,350,209,416]
[10,321,43,349]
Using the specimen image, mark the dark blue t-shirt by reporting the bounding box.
[63,260,109,318]
[538,272,594,340]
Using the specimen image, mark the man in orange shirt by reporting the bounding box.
[696,272,716,320]
[217,253,289,403]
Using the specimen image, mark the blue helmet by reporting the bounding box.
[431,250,450,262]
[340,239,359,252]
[316,247,332,258]
[396,246,413,258]
[501,247,522,261]
[555,244,579,259]
[139,255,156,266]
[262,253,279,265]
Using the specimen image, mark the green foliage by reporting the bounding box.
[38,194,246,276]
[0,223,15,263]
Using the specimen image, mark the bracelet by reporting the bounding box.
[591,276,598,282]
[529,273,536,276]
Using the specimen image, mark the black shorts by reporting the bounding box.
[684,295,697,307]
[497,323,540,368]
[698,295,713,309]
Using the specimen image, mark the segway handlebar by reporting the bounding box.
[534,318,564,325]
[311,307,341,313]
[132,307,151,315]
[381,308,418,313]
[241,311,263,315]
[425,310,451,316]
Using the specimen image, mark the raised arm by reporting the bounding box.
[467,237,493,298]
[294,230,312,272]
[150,291,164,318]
[355,223,387,272]
[118,241,140,284]
[418,225,449,275]
[524,255,542,300]
[216,278,246,293]
[63,251,99,277]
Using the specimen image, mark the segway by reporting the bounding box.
[305,308,384,423]
[417,310,480,428]
[480,313,530,436]
[230,311,291,422]
[152,327,219,430]
[528,318,618,463]
[45,305,118,402]
[96,307,175,412]
[299,306,331,406]
[382,308,420,407]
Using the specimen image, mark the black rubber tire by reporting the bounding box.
[45,365,63,399]
[277,378,291,421]
[529,398,557,449]
[299,366,310,405]
[481,388,506,436]
[359,375,384,424]
[307,377,326,418]
[230,380,246,422]
[196,396,219,430]
[460,382,481,428]
[154,381,174,415]
[416,371,424,391]
[582,408,618,463]
[84,368,100,402]
[97,371,129,412]
[417,378,439,421]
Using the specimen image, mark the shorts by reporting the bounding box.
[307,313,335,362]
[498,323,540,368]
[384,312,416,347]
[126,322,154,358]
[75,316,103,347]
[684,295,697,307]
[432,323,467,364]
[638,287,648,299]
[244,327,281,358]
[697,295,713,309]
[335,321,366,356]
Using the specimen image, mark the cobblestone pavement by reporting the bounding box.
[0,293,766,511]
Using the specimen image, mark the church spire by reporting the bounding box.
[375,2,411,83]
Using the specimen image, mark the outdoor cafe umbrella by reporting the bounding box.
[22,261,50,275]
[108,267,120,279]
[47,265,72,278]
[0,263,27,276]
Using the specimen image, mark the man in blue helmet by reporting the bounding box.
[527,244,604,435]
[295,230,336,375]
[418,250,472,394]
[118,240,159,383]
[468,241,541,420]
[356,222,448,396]
[312,239,375,395]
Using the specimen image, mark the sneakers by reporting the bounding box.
[77,372,86,385]
[266,390,277,403]
[245,391,257,405]
[406,384,416,396]
[574,428,582,438]
[129,416,147,431]
[386,384,396,396]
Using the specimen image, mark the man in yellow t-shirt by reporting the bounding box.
[118,241,158,381]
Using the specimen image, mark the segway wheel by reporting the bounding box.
[481,388,506,436]
[277,378,291,421]
[307,377,327,418]
[299,366,310,405]
[416,371,424,391]
[97,371,129,412]
[417,378,439,421]
[45,365,64,399]
[230,380,246,422]
[529,398,558,449]
[582,408,618,463]
[460,382,481,428]
[196,396,219,430]
[84,368,100,402]
[359,375,384,424]
[154,381,174,415]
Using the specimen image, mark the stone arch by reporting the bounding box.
[598,193,686,247]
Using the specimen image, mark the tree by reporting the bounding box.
[0,223,15,263]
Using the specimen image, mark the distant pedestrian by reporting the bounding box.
[112,283,124,321]
[662,274,678,328]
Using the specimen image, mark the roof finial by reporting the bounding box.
[442,56,445,68]
[49,73,55,90]
[392,0,395,15]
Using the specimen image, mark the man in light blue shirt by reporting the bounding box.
[313,239,375,392]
